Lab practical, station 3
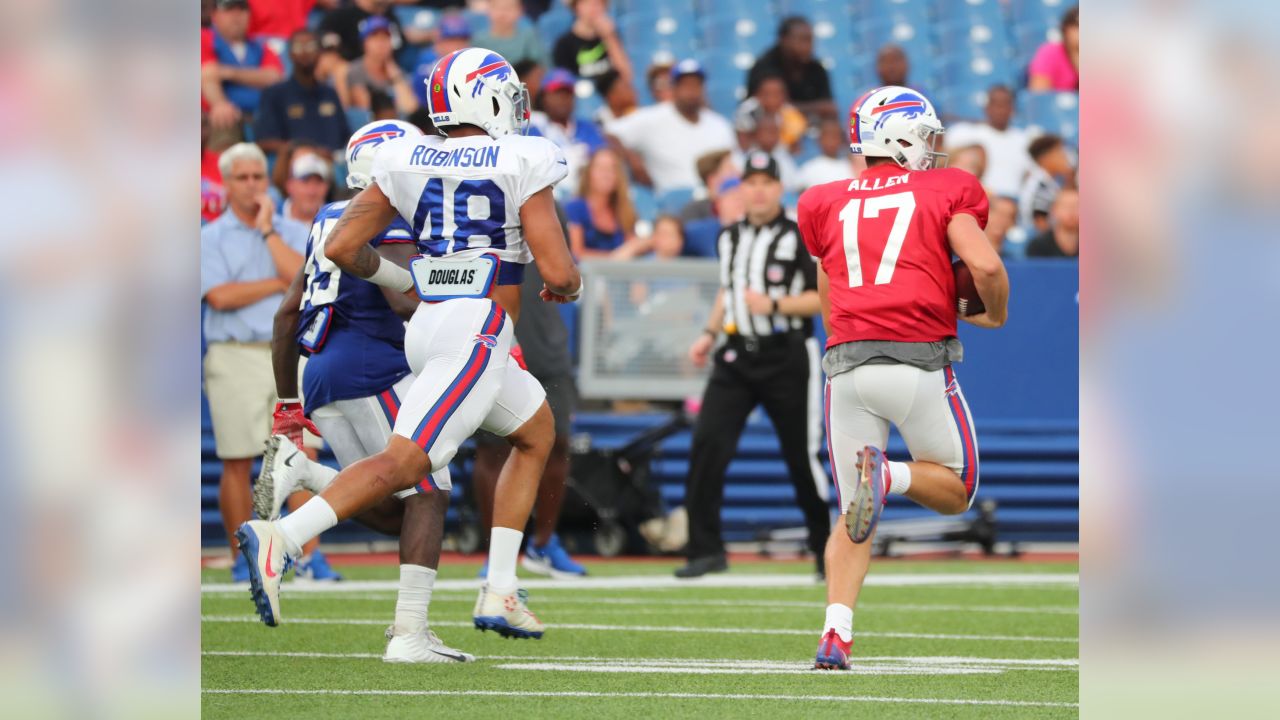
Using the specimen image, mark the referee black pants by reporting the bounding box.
[685,334,831,559]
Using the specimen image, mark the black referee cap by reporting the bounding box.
[741,150,780,182]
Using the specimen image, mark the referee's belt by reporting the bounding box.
[724,331,806,354]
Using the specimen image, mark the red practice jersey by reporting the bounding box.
[798,164,989,347]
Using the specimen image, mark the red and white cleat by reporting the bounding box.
[814,628,852,670]
[845,445,889,543]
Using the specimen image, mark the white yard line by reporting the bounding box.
[203,650,1078,667]
[204,593,1078,615]
[200,615,1077,643]
[201,572,1078,594]
[201,688,1077,708]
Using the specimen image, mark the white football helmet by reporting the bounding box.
[345,119,424,190]
[424,47,530,139]
[848,86,947,171]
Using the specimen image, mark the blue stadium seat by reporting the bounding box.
[698,16,773,57]
[933,84,989,123]
[1019,91,1079,145]
[536,6,574,47]
[393,5,440,33]
[932,0,1008,29]
[704,80,744,118]
[631,184,659,223]
[658,187,695,215]
[1009,0,1071,33]
[682,217,721,258]
[861,0,931,29]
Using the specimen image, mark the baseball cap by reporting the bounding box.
[437,13,472,39]
[670,58,706,82]
[542,69,577,93]
[215,0,249,9]
[741,150,780,181]
[359,16,392,40]
[291,153,331,182]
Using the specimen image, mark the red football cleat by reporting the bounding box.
[814,628,852,670]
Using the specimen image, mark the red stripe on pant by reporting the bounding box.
[944,367,978,497]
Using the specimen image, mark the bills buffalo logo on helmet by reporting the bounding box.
[347,123,409,161]
[466,53,514,97]
[870,92,927,131]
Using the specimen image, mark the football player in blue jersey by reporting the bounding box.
[257,119,473,663]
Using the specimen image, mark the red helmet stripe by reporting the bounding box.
[848,89,877,144]
[429,51,460,114]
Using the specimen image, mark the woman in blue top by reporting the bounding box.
[565,147,647,259]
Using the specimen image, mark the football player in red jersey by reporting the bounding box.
[798,86,1010,670]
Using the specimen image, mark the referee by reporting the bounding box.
[675,150,831,579]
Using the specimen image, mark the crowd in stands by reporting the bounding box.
[202,0,1079,261]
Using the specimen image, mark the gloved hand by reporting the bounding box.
[272,400,321,449]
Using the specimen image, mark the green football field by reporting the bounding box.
[201,558,1078,718]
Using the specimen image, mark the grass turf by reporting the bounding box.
[202,559,1078,719]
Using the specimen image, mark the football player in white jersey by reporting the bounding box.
[237,48,581,639]
[258,119,473,663]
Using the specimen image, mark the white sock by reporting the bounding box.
[277,497,338,556]
[486,527,524,595]
[393,564,436,636]
[301,459,339,494]
[887,461,912,495]
[824,603,854,643]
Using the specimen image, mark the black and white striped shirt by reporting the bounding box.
[717,211,817,338]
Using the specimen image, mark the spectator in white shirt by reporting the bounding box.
[606,59,735,195]
[945,85,1039,197]
[798,117,857,189]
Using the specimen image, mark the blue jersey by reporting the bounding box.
[298,200,415,413]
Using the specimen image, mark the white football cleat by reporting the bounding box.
[384,629,475,663]
[253,435,307,521]
[473,585,545,639]
[235,520,291,627]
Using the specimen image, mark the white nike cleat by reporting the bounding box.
[845,445,888,544]
[253,434,307,521]
[384,629,475,663]
[235,520,291,627]
[473,585,545,639]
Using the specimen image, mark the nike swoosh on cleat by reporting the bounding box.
[284,454,296,468]
[430,648,467,662]
[264,537,278,578]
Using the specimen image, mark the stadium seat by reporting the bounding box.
[704,80,744,119]
[1019,91,1079,145]
[536,6,574,46]
[393,5,439,33]
[698,16,773,57]
[658,188,695,216]
[1009,0,1070,33]
[681,217,721,258]
[631,184,659,223]
[932,0,1008,29]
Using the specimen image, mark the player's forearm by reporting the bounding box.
[324,186,403,282]
[204,278,286,311]
[265,233,305,280]
[776,290,821,317]
[271,268,306,398]
[973,268,1009,325]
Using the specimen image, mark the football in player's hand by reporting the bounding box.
[952,259,985,317]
